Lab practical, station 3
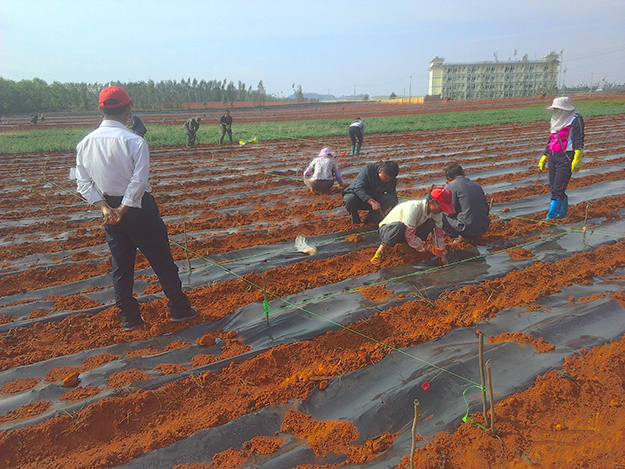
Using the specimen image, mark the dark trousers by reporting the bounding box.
[548,151,573,199]
[378,219,435,246]
[104,193,191,324]
[220,126,233,144]
[349,126,364,146]
[185,131,196,147]
[343,192,398,224]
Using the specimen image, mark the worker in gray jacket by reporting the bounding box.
[442,163,490,238]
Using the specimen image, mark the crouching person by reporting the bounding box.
[371,187,456,265]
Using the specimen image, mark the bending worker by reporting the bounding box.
[183,116,201,148]
[348,117,365,155]
[342,160,399,225]
[303,147,348,194]
[371,187,456,265]
[442,163,490,239]
[538,96,585,219]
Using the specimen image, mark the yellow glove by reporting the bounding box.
[538,154,548,172]
[571,149,583,173]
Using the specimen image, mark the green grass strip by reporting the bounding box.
[1,99,623,154]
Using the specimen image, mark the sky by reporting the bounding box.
[1,0,624,98]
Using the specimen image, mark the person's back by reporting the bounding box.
[444,171,490,238]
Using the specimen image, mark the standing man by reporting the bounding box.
[371,187,455,265]
[342,160,399,225]
[76,85,198,331]
[183,116,201,148]
[538,96,585,219]
[348,117,365,155]
[219,110,233,145]
[442,163,490,239]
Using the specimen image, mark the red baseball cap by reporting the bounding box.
[431,187,456,214]
[99,86,133,108]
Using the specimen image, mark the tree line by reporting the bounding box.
[0,77,274,114]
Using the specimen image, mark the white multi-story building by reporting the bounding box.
[428,52,559,100]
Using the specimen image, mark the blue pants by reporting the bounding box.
[104,193,191,324]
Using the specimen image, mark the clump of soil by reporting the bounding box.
[0,378,41,394]
[106,369,151,388]
[0,401,51,424]
[60,386,102,401]
[488,331,555,353]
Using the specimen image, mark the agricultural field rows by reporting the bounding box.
[1,99,625,468]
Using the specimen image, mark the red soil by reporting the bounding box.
[1,97,625,468]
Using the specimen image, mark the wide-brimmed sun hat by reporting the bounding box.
[546,96,575,111]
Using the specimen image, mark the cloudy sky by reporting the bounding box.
[2,0,624,97]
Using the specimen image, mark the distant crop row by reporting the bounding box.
[1,99,623,154]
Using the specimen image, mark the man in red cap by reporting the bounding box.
[76,85,198,331]
[371,187,456,265]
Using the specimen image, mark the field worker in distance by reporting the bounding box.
[538,96,585,219]
[442,163,490,239]
[342,160,399,225]
[348,117,365,155]
[129,113,147,137]
[303,147,348,195]
[183,116,201,148]
[371,187,456,265]
[219,109,233,145]
[76,85,198,331]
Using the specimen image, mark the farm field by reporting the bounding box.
[1,97,625,468]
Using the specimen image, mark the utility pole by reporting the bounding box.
[354,85,356,98]
[409,75,412,103]
[589,72,593,97]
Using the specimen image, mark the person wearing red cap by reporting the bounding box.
[538,96,585,219]
[76,85,198,331]
[371,187,456,265]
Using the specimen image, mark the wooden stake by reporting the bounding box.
[486,359,495,432]
[183,221,191,272]
[410,399,420,469]
[476,330,488,425]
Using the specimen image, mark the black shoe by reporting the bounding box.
[171,307,198,323]
[122,317,145,331]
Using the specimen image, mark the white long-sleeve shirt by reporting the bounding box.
[76,119,151,208]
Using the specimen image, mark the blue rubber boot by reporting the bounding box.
[547,198,563,219]
[356,143,362,155]
[351,144,355,155]
[557,195,568,218]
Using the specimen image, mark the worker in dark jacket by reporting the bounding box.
[441,163,490,238]
[342,160,399,225]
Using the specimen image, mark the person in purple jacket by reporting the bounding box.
[538,96,585,219]
[303,147,348,194]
